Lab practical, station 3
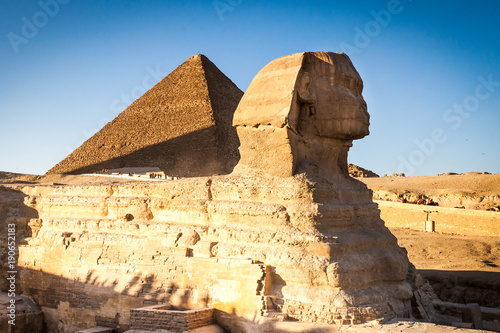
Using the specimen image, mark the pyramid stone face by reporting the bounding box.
[47,54,243,176]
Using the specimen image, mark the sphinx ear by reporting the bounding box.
[297,72,315,103]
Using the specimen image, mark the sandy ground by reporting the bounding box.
[0,171,40,183]
[361,174,500,210]
[391,228,500,273]
[361,173,500,197]
[391,227,500,308]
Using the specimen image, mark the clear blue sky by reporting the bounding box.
[1,0,499,176]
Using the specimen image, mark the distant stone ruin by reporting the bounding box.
[348,164,379,178]
[47,54,243,177]
[0,52,436,333]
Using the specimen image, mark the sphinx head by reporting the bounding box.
[233,52,370,178]
[291,52,370,140]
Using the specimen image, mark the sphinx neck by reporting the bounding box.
[292,134,351,181]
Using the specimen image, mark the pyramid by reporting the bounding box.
[47,54,243,176]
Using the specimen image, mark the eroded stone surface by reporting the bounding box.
[233,52,369,179]
[0,174,433,332]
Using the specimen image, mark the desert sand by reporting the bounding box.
[362,173,500,196]
[358,173,500,307]
[361,173,500,210]
[391,227,500,308]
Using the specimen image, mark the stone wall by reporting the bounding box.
[130,305,213,331]
[0,181,267,332]
[376,200,500,236]
[371,187,500,211]
[278,299,391,325]
[0,293,44,333]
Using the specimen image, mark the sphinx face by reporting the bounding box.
[297,57,370,140]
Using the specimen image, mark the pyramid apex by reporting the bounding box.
[188,54,207,61]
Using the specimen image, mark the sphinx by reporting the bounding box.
[213,53,439,330]
[211,52,416,317]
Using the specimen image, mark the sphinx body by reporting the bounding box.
[218,51,420,320]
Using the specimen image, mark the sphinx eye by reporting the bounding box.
[346,77,362,93]
[346,76,353,88]
[354,79,363,93]
[350,78,356,91]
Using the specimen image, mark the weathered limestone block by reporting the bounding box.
[209,175,411,310]
[129,305,214,332]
